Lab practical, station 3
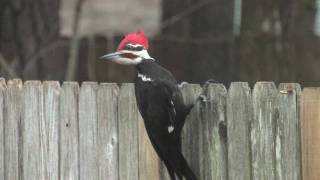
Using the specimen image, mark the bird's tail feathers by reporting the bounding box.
[180,153,197,180]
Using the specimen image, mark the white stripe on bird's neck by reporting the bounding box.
[138,73,153,82]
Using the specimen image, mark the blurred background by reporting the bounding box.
[0,0,319,86]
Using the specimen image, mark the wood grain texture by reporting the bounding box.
[276,83,301,180]
[97,83,119,180]
[79,82,98,180]
[180,84,202,179]
[200,84,227,180]
[4,79,22,180]
[41,81,60,180]
[118,83,139,180]
[0,80,307,180]
[60,82,80,180]
[21,81,43,180]
[227,82,252,180]
[0,78,5,180]
[301,87,320,180]
[251,82,277,180]
[138,113,161,180]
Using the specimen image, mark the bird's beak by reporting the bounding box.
[100,51,122,60]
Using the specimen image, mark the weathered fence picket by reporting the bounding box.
[97,83,119,180]
[227,82,252,180]
[200,84,227,180]
[180,84,202,179]
[118,84,139,180]
[301,87,320,180]
[4,79,21,180]
[42,82,60,180]
[276,83,301,180]
[0,78,5,180]
[59,82,80,180]
[251,82,278,180]
[0,79,310,180]
[79,82,99,180]
[22,81,43,180]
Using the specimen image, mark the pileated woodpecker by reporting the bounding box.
[101,31,197,180]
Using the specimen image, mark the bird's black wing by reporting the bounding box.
[143,80,179,139]
[136,79,197,180]
[140,80,185,176]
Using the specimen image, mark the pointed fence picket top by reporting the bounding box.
[180,84,202,179]
[0,79,308,180]
[79,82,99,180]
[118,83,139,180]
[276,83,301,180]
[97,83,119,180]
[21,81,43,180]
[251,82,278,180]
[3,79,22,180]
[42,81,60,180]
[60,82,80,180]
[227,82,252,180]
[200,83,227,180]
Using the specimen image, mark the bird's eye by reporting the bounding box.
[124,44,133,50]
[135,46,143,51]
[124,44,143,51]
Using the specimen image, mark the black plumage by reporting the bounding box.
[135,59,197,180]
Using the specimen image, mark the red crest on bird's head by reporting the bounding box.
[117,31,149,51]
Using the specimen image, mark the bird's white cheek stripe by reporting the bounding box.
[138,73,153,82]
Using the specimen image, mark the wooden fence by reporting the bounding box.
[0,79,318,180]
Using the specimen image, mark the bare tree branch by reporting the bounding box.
[159,0,217,30]
[23,40,68,74]
[152,35,234,44]
[65,0,85,80]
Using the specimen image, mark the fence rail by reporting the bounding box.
[0,79,317,180]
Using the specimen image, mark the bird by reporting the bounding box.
[100,31,198,180]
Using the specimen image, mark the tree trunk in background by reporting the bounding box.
[0,0,318,85]
[188,0,234,84]
[0,0,62,80]
[283,0,320,86]
[161,0,320,86]
[157,0,193,83]
[161,0,192,37]
[160,0,235,84]
[235,0,282,83]
[236,0,318,85]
